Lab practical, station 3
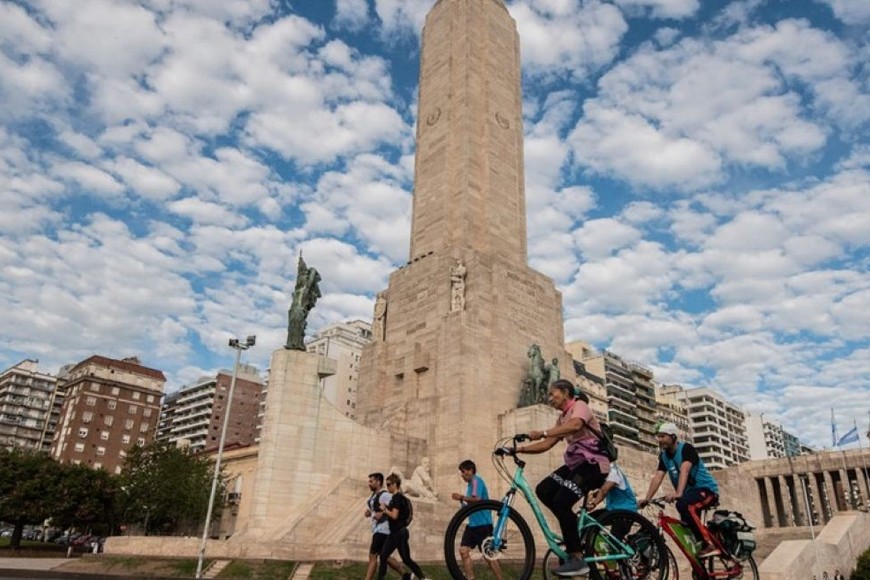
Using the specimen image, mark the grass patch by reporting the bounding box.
[217,559,295,579]
[164,558,202,576]
[309,561,454,579]
[0,538,76,557]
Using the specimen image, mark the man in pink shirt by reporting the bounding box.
[518,380,610,577]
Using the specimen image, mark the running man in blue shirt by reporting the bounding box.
[451,460,503,580]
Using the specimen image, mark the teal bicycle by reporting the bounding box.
[443,434,670,579]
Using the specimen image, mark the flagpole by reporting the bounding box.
[800,473,822,578]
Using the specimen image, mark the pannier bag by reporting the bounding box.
[708,510,756,560]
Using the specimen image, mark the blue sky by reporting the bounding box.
[1,0,868,450]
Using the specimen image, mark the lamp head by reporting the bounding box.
[229,338,239,348]
[245,335,256,347]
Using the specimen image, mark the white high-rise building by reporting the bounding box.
[307,320,372,420]
[680,387,750,470]
[745,413,802,460]
[0,359,63,452]
[157,364,263,454]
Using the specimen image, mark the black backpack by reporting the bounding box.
[589,422,619,461]
[403,494,414,527]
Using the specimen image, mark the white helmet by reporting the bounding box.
[655,422,679,437]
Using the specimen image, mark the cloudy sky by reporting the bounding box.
[1,0,868,449]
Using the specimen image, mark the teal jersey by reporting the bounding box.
[660,441,719,495]
[465,474,492,527]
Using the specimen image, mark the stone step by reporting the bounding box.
[202,559,232,578]
[290,562,315,579]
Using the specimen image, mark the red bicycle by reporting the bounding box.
[643,498,759,580]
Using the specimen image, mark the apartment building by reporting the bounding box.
[0,359,63,451]
[745,412,803,460]
[679,387,750,469]
[655,383,692,440]
[306,320,372,420]
[50,355,165,474]
[157,365,263,454]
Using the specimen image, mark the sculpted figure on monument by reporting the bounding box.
[546,357,560,386]
[285,255,322,350]
[372,291,387,341]
[404,457,438,502]
[450,260,467,312]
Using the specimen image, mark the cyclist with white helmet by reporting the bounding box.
[639,422,720,558]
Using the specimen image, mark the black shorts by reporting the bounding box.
[369,532,388,555]
[460,524,494,549]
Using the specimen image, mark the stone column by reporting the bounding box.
[785,474,806,526]
[769,476,787,527]
[855,465,870,510]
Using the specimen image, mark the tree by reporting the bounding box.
[0,448,63,549]
[53,463,118,535]
[118,441,221,536]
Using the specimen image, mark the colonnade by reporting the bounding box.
[754,451,870,528]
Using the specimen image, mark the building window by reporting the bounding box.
[143,408,152,418]
[128,405,137,414]
[90,383,100,392]
[124,419,134,430]
[72,459,81,465]
[139,422,150,433]
[136,438,145,447]
[78,428,88,438]
[115,466,122,475]
[132,391,141,400]
[86,396,96,406]
[122,434,131,444]
[82,411,93,423]
[100,431,109,440]
[74,442,85,453]
[104,415,114,426]
[108,400,117,410]
[93,462,102,470]
[111,387,119,396]
[147,395,154,403]
[96,446,106,456]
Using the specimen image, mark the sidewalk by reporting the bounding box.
[0,558,178,580]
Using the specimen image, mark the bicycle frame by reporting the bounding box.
[492,445,636,566]
[649,500,742,578]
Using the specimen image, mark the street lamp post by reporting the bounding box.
[195,335,256,579]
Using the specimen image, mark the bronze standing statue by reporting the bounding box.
[285,255,322,350]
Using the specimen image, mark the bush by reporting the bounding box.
[852,547,870,580]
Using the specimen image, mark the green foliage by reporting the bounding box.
[0,448,63,548]
[218,560,296,579]
[53,462,117,533]
[852,546,870,580]
[118,441,222,536]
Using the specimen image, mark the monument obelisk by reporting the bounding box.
[357,0,571,494]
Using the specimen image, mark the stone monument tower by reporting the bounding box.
[357,0,571,493]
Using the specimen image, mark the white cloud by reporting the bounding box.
[334,0,370,31]
[573,218,642,260]
[509,0,628,80]
[167,198,249,227]
[612,0,699,19]
[568,17,861,189]
[51,160,125,196]
[814,0,870,25]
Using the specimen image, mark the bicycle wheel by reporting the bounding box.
[443,500,536,580]
[587,510,669,580]
[705,554,758,579]
[665,545,679,580]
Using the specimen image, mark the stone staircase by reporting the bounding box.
[201,559,232,578]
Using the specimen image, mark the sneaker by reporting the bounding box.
[553,557,590,577]
[697,543,720,558]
